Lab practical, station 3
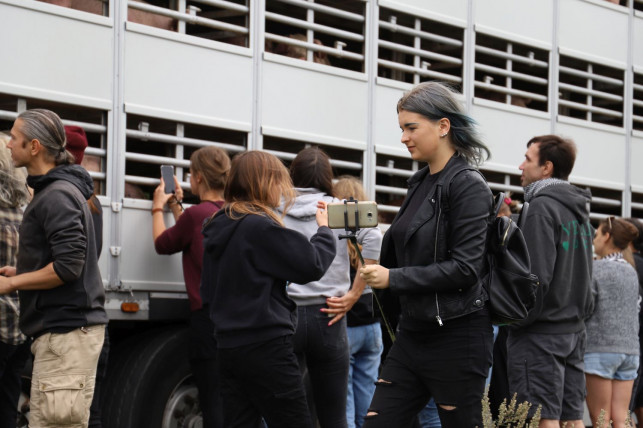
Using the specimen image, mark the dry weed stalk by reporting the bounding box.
[481,386,541,428]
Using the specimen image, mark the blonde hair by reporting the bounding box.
[223,151,295,226]
[0,133,29,208]
[334,175,367,270]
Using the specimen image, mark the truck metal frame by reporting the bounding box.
[1,0,642,426]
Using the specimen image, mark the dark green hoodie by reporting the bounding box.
[18,164,107,338]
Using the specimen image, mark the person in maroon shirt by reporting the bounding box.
[152,145,230,428]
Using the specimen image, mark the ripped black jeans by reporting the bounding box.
[363,308,493,428]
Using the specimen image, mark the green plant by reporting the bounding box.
[481,386,541,428]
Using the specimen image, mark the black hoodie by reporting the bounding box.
[201,211,336,348]
[514,182,593,333]
[18,164,107,337]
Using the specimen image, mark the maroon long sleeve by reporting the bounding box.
[154,201,222,310]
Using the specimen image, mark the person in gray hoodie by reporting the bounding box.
[507,135,594,428]
[0,109,107,428]
[277,147,382,428]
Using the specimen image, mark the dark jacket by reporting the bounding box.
[201,211,336,348]
[381,155,492,326]
[18,164,108,338]
[513,183,593,334]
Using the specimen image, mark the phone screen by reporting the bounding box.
[160,165,175,194]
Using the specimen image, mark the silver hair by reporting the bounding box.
[397,81,490,166]
[16,109,75,165]
[0,133,29,208]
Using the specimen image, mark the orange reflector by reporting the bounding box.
[121,302,140,313]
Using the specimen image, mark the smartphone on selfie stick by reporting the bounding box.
[327,198,378,268]
[160,165,176,194]
[327,200,378,230]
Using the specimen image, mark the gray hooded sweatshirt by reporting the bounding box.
[278,188,382,306]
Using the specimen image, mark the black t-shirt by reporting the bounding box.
[347,292,376,327]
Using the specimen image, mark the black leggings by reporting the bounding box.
[189,308,223,428]
[363,309,493,428]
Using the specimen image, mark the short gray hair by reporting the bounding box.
[397,82,490,166]
[0,133,29,208]
[17,109,75,166]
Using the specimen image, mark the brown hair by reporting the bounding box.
[224,151,295,226]
[190,146,231,191]
[624,218,643,253]
[290,146,334,196]
[334,175,367,270]
[598,216,640,251]
[527,135,577,180]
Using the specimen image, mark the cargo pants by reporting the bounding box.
[29,325,105,428]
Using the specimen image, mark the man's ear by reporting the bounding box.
[542,160,554,178]
[29,139,42,156]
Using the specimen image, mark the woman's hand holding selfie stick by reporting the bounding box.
[360,265,390,289]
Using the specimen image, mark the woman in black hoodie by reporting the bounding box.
[200,151,336,428]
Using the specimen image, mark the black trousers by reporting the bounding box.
[293,304,349,428]
[363,309,493,428]
[0,339,30,428]
[488,326,510,419]
[218,335,313,428]
[189,307,224,428]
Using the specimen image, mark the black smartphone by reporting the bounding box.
[160,165,175,194]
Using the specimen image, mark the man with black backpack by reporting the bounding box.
[507,135,594,428]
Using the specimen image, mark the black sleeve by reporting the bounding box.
[251,219,337,284]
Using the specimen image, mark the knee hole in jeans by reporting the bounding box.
[437,404,457,411]
[374,378,392,386]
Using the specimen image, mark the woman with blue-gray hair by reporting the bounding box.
[361,81,494,428]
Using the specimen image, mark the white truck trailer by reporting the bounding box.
[1,0,642,426]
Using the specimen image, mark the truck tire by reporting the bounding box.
[103,327,202,428]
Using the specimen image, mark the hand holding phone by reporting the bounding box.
[160,165,176,194]
[316,201,329,228]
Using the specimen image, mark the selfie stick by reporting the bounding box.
[338,198,396,343]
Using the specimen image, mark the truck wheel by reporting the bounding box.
[103,327,203,428]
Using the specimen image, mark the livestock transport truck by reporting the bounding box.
[1,0,643,426]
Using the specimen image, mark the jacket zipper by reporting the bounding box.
[433,203,443,327]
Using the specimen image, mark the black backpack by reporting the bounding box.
[441,165,539,325]
[484,193,539,325]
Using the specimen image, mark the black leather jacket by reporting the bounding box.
[381,155,492,326]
